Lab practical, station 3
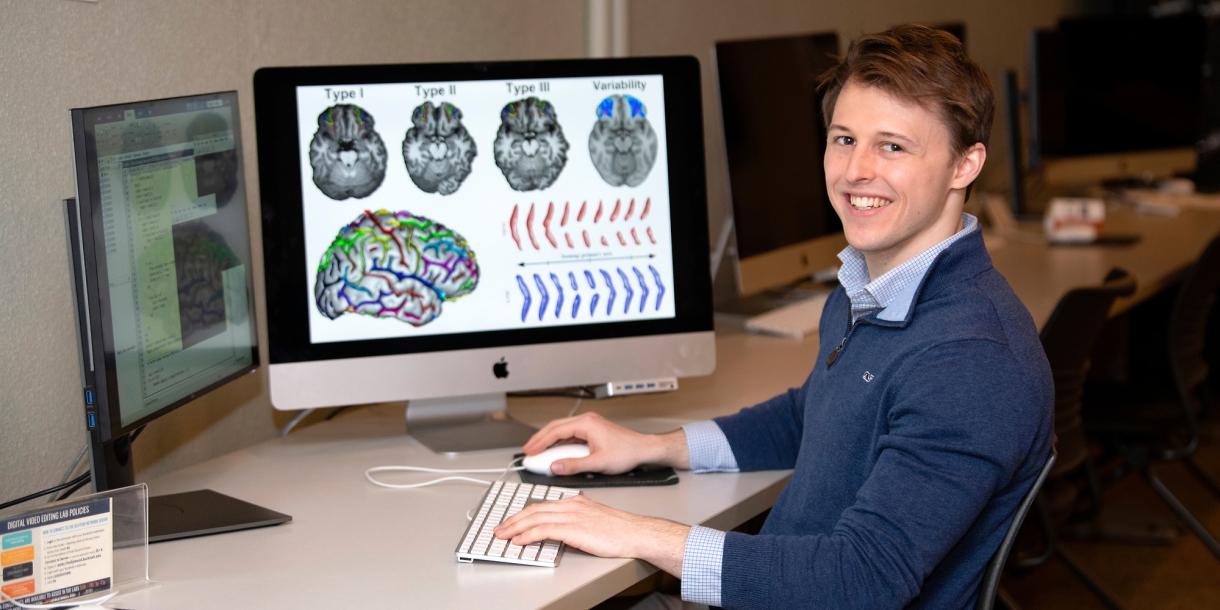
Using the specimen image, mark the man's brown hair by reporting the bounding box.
[819,24,995,164]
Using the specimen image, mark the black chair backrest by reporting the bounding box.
[1170,234,1220,394]
[976,449,1058,610]
[1038,269,1136,475]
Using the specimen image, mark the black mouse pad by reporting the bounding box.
[514,455,679,488]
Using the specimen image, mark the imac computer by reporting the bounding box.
[713,33,846,298]
[1030,14,1207,186]
[68,91,289,541]
[253,57,715,453]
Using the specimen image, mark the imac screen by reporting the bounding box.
[76,93,257,427]
[292,76,676,345]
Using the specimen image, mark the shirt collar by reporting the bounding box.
[837,213,979,323]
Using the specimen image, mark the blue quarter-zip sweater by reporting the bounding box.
[713,228,1054,609]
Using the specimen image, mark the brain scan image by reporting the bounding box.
[588,95,658,187]
[493,97,569,191]
[187,111,240,208]
[171,220,243,349]
[315,209,479,326]
[401,101,477,195]
[309,105,388,200]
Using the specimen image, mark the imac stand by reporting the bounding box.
[405,393,537,455]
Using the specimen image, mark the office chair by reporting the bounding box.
[1084,234,1220,560]
[976,449,1056,610]
[992,269,1138,610]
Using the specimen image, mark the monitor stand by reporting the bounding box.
[90,434,291,543]
[405,393,537,455]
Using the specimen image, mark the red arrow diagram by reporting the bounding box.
[526,203,540,250]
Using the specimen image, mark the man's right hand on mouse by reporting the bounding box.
[522,412,690,475]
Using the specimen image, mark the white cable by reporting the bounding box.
[567,396,583,418]
[365,458,525,490]
[366,473,501,489]
[279,408,315,437]
[1,589,117,609]
[368,465,515,475]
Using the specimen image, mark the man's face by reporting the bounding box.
[824,81,978,272]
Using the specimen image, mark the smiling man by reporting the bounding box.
[495,25,1054,610]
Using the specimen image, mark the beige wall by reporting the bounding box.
[0,0,583,505]
[0,0,1076,508]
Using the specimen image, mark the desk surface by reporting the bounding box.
[988,205,1220,328]
[121,332,814,610]
[116,205,1220,609]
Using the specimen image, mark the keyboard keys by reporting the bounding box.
[487,536,509,557]
[538,541,560,563]
[455,482,579,567]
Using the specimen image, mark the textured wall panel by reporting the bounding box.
[0,0,582,508]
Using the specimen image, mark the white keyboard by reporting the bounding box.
[743,293,829,339]
[455,481,580,567]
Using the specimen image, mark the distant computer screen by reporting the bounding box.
[716,33,842,262]
[71,92,258,432]
[1034,14,1207,159]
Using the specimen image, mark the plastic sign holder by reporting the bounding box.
[0,484,155,608]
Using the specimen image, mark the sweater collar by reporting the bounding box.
[888,217,1000,326]
[876,220,995,328]
[837,214,980,324]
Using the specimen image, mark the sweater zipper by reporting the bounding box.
[826,303,854,368]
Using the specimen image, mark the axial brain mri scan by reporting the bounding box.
[314,209,479,327]
[588,94,657,187]
[309,104,388,200]
[401,101,477,195]
[493,97,569,191]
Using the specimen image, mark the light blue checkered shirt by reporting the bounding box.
[838,213,979,324]
[676,214,979,605]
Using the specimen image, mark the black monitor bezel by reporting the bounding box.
[1031,14,1207,161]
[69,90,261,443]
[713,32,842,262]
[253,56,712,365]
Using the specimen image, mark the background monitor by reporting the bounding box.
[1030,14,1207,185]
[253,57,715,453]
[69,91,285,540]
[714,32,846,296]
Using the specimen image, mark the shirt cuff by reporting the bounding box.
[682,421,740,473]
[681,525,726,606]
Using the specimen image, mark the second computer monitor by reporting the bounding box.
[1031,14,1207,184]
[715,32,845,296]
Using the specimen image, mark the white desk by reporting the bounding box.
[118,326,816,610]
[114,204,1220,609]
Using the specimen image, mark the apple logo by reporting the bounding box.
[493,358,509,379]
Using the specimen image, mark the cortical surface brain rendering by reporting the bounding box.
[309,104,388,200]
[172,220,242,349]
[402,101,477,195]
[588,94,658,187]
[315,209,479,327]
[493,97,569,191]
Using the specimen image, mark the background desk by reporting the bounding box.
[989,205,1220,328]
[116,205,1220,609]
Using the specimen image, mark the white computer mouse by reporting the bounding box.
[522,443,591,475]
